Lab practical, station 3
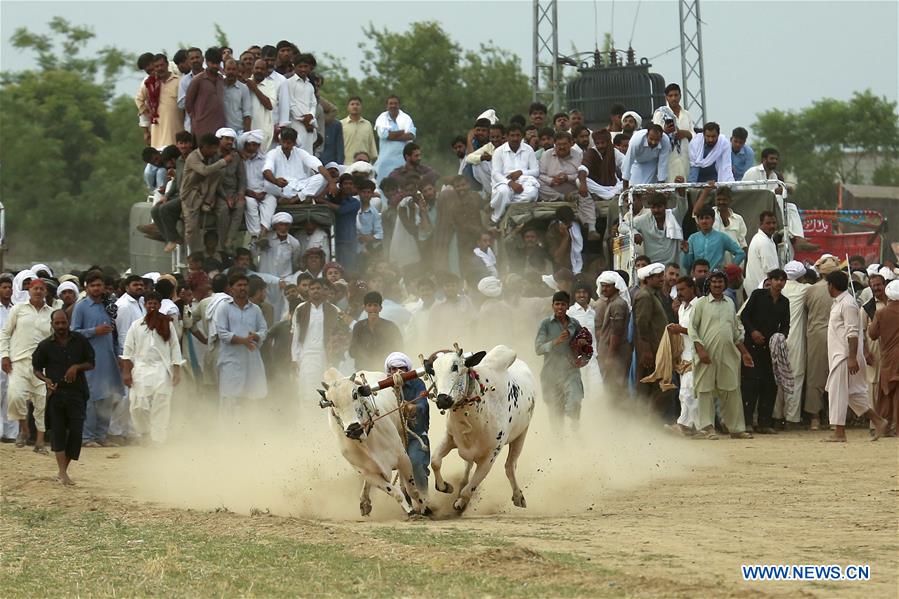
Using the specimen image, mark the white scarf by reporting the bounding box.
[689,133,729,168]
[375,109,413,134]
[473,247,498,277]
[12,269,37,305]
[662,209,684,240]
[205,292,234,343]
[569,223,583,274]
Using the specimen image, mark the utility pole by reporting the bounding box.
[533,0,560,113]
[679,0,708,124]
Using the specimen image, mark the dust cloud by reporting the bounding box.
[122,299,717,521]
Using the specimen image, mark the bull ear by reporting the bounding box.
[464,351,486,368]
[423,359,434,376]
[318,388,327,400]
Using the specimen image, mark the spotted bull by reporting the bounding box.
[429,345,536,512]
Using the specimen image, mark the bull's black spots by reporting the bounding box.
[496,432,502,440]
[386,485,391,492]
[509,416,512,422]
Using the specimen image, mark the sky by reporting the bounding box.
[2,0,897,137]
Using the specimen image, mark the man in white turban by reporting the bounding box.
[477,276,503,299]
[384,351,430,501]
[212,127,245,250]
[633,263,669,414]
[256,211,299,320]
[240,129,273,240]
[621,111,643,134]
[775,260,810,426]
[596,271,631,394]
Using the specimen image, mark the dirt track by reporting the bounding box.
[2,424,896,598]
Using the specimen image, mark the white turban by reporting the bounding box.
[597,271,631,311]
[346,160,374,173]
[477,108,498,124]
[622,110,643,129]
[637,262,664,281]
[477,276,503,298]
[784,260,806,281]
[878,267,896,282]
[215,127,237,139]
[237,129,264,150]
[57,281,79,296]
[271,212,293,225]
[867,263,881,276]
[384,351,413,372]
[12,269,36,305]
[30,263,53,277]
[814,255,840,275]
[142,272,160,283]
[886,280,899,301]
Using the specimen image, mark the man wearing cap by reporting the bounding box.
[633,263,669,414]
[723,263,746,310]
[823,270,889,442]
[805,254,840,429]
[255,212,300,320]
[262,126,337,206]
[536,291,587,432]
[385,352,430,501]
[240,130,273,241]
[350,292,403,372]
[775,261,810,427]
[57,281,79,321]
[1,278,53,450]
[595,271,632,396]
[689,270,754,439]
[212,128,246,250]
[868,279,899,436]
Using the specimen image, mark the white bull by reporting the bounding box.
[430,345,536,512]
[320,368,426,517]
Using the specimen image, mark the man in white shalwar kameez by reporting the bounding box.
[254,212,300,320]
[291,278,338,402]
[774,261,810,425]
[568,283,601,398]
[490,124,539,225]
[744,211,781,294]
[276,55,317,153]
[823,270,888,442]
[742,149,805,262]
[122,293,183,444]
[262,127,336,205]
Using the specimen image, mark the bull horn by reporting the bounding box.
[321,381,330,390]
[453,342,462,355]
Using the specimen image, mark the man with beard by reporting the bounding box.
[595,271,631,396]
[246,59,279,151]
[185,47,226,138]
[122,292,183,445]
[32,309,94,484]
[222,59,252,135]
[465,123,505,192]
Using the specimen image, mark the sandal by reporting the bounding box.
[15,434,26,448]
[33,445,49,455]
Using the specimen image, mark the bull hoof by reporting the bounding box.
[512,491,527,508]
[436,481,454,495]
[360,501,372,517]
[407,511,426,521]
[453,498,468,513]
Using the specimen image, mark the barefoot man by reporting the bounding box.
[32,310,95,485]
[823,270,889,442]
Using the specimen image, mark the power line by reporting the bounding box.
[648,44,680,61]
[628,0,643,47]
[610,0,615,45]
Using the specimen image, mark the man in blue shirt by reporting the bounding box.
[320,173,361,276]
[730,127,755,180]
[384,352,429,505]
[682,206,746,272]
[71,271,123,447]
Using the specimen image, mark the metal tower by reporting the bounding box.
[678,0,708,124]
[533,0,560,112]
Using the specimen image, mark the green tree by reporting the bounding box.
[1,20,139,267]
[753,90,899,208]
[318,21,531,173]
